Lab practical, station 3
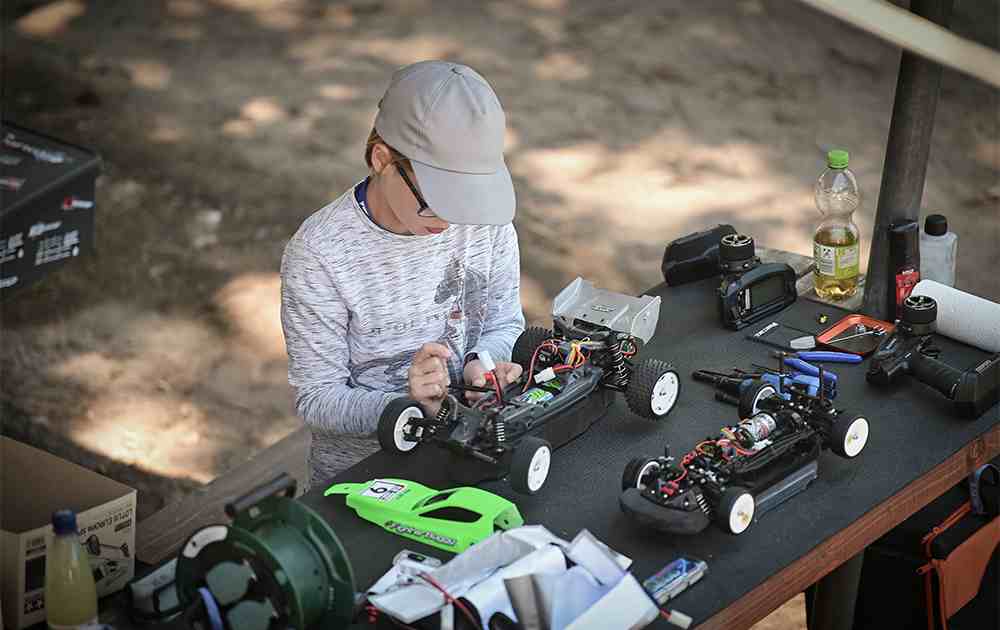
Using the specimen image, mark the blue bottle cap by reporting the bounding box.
[52,510,78,536]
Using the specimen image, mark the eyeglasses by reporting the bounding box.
[395,164,437,218]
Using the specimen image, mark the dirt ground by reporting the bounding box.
[2,0,997,627]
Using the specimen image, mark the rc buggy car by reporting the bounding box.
[620,376,869,535]
[378,277,681,495]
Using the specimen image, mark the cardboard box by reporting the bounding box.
[1,437,136,629]
[0,122,100,297]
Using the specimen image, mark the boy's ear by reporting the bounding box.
[370,142,392,174]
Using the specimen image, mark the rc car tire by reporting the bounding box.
[510,436,553,495]
[625,359,680,420]
[621,457,661,491]
[512,327,554,371]
[739,380,777,418]
[377,398,424,455]
[717,486,755,535]
[900,294,937,326]
[830,414,870,458]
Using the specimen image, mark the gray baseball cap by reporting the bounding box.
[374,60,515,225]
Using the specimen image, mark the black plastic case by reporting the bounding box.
[1,122,101,297]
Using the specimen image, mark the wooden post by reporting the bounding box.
[862,0,954,321]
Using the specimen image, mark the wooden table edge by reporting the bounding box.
[698,421,1000,630]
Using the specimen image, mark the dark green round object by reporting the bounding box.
[175,495,355,630]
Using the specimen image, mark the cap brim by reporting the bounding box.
[411,159,515,225]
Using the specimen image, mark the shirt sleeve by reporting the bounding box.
[280,237,400,435]
[468,223,526,363]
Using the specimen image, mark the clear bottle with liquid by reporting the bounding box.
[813,149,861,300]
[45,510,98,629]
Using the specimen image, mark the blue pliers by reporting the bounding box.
[780,351,860,382]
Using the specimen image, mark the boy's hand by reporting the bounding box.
[464,360,523,403]
[408,343,451,416]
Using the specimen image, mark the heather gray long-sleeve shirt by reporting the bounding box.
[280,181,525,488]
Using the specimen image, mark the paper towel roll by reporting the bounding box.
[911,280,1000,353]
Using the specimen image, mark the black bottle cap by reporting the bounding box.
[925,214,948,236]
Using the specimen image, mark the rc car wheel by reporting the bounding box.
[830,415,869,458]
[512,327,554,371]
[625,359,680,420]
[510,436,553,495]
[377,398,424,455]
[900,294,937,326]
[717,486,755,535]
[739,380,777,418]
[621,457,661,491]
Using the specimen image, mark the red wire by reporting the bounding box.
[419,573,482,630]
[523,340,558,393]
[486,371,503,400]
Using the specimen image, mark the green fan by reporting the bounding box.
[175,474,356,630]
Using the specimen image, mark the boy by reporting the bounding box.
[281,61,525,488]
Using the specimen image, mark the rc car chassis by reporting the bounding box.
[378,278,681,495]
[620,376,869,534]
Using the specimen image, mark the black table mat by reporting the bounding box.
[301,277,999,628]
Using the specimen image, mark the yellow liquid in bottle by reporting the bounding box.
[45,535,98,629]
[813,225,859,300]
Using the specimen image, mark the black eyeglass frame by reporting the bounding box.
[395,164,436,218]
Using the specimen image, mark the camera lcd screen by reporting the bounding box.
[750,274,785,308]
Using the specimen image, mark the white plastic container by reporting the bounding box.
[919,214,957,287]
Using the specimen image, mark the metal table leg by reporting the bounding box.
[806,551,865,630]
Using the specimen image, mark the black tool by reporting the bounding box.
[828,324,886,344]
[866,295,1000,418]
[716,234,798,330]
[449,383,494,393]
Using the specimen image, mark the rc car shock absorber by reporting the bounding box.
[609,335,629,387]
[695,493,713,517]
[494,417,507,444]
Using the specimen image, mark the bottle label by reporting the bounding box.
[48,618,98,629]
[814,242,859,279]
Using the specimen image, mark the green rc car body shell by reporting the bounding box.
[324,478,524,553]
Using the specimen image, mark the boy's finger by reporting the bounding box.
[415,342,452,361]
[416,382,444,399]
[411,360,439,376]
[415,374,448,390]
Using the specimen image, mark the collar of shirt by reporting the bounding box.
[354,177,372,219]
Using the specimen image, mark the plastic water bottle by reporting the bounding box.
[45,510,98,629]
[920,214,957,287]
[813,149,861,301]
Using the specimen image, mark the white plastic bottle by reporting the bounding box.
[919,214,957,287]
[45,510,98,629]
